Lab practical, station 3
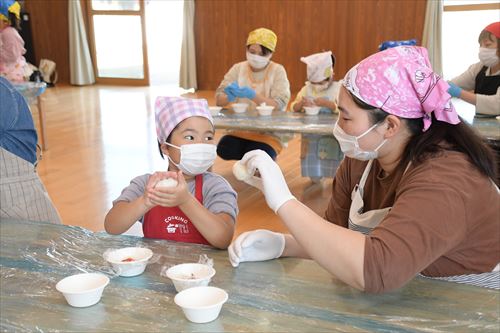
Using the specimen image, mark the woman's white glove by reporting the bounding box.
[228,229,285,267]
[241,150,296,213]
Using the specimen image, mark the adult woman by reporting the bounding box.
[229,46,499,293]
[448,22,500,116]
[215,27,291,160]
[0,77,61,224]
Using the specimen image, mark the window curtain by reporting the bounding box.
[68,0,95,85]
[179,0,197,90]
[422,0,443,76]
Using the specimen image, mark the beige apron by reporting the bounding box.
[0,148,61,224]
[348,160,499,289]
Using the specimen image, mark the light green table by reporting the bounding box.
[1,220,498,332]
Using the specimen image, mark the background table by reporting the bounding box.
[1,220,498,332]
[213,107,499,141]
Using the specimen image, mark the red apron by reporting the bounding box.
[143,175,210,245]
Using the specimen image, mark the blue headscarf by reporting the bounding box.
[0,77,38,164]
[379,39,417,51]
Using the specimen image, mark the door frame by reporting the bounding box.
[85,0,149,86]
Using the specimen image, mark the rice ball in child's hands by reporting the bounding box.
[232,161,252,181]
[156,178,178,189]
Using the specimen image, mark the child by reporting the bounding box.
[0,0,28,82]
[104,97,238,249]
[291,51,343,185]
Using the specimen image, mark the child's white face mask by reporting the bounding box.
[313,81,330,92]
[165,143,217,176]
[332,121,386,161]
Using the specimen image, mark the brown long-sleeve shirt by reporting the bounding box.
[325,151,500,293]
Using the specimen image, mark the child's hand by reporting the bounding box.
[303,97,315,107]
[143,171,173,209]
[151,171,191,208]
[313,97,329,107]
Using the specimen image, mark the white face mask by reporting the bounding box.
[165,143,217,176]
[312,81,330,93]
[478,47,499,67]
[246,52,271,69]
[332,121,386,161]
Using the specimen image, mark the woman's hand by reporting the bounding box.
[223,82,239,102]
[447,81,462,98]
[240,150,296,213]
[228,229,285,267]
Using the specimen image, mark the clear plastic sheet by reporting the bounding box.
[1,219,499,332]
[13,82,47,104]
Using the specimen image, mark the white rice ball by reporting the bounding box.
[156,178,178,189]
[232,161,251,181]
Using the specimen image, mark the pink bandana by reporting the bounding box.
[155,96,213,143]
[343,46,460,131]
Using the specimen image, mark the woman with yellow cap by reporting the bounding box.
[0,0,27,82]
[215,27,291,160]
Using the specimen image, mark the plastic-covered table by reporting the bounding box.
[1,219,498,332]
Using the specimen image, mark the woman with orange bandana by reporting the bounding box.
[448,22,500,116]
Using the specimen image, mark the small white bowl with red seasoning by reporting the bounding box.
[104,247,153,277]
[166,263,216,292]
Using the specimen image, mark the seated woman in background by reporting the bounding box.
[215,27,291,160]
[448,22,500,116]
[0,0,28,82]
[0,77,61,224]
[291,51,343,186]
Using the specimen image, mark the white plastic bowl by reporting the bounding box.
[104,247,153,277]
[174,286,228,323]
[166,263,216,292]
[304,106,321,115]
[56,273,109,308]
[209,106,222,116]
[256,105,274,116]
[231,103,248,113]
